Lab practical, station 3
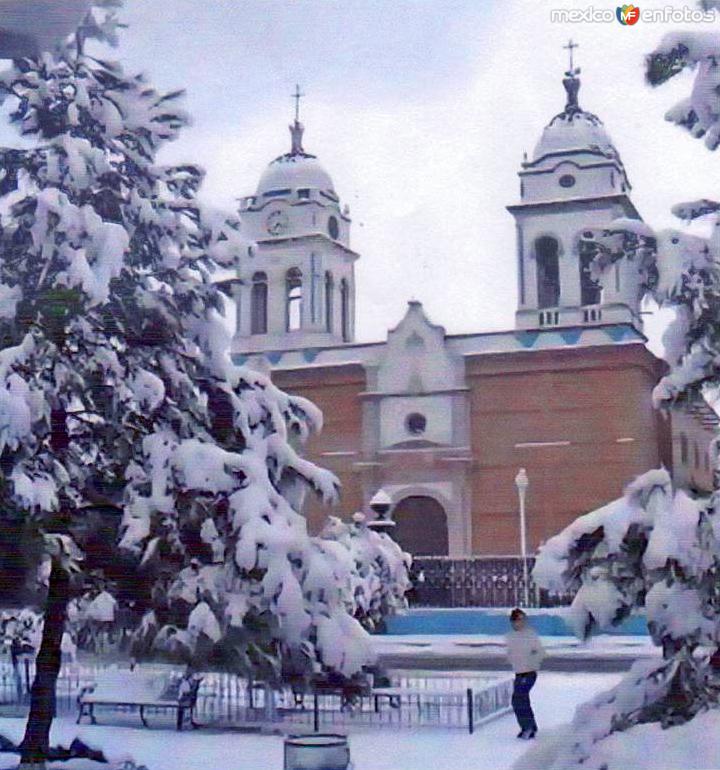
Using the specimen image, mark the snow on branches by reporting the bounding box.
[647,32,720,149]
[534,468,720,731]
[582,215,720,408]
[0,0,402,705]
[534,469,718,645]
[529,21,720,760]
[320,513,412,633]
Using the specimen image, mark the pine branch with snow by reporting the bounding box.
[319,513,412,634]
[0,1,381,763]
[647,32,720,150]
[534,468,720,741]
[583,215,720,409]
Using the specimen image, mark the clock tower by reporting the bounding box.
[234,89,359,354]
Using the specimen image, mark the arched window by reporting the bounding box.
[340,278,350,342]
[286,268,302,332]
[250,271,268,335]
[325,271,334,333]
[680,433,689,465]
[535,236,560,309]
[580,242,602,306]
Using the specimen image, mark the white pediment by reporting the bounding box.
[376,301,463,394]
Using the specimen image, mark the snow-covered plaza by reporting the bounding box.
[1,666,716,770]
[0,673,623,770]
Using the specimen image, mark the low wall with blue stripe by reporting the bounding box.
[385,609,648,636]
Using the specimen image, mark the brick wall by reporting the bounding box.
[270,342,671,555]
[465,343,669,553]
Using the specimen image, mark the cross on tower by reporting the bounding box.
[563,39,579,74]
[292,84,304,123]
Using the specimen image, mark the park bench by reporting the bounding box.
[77,668,202,731]
[285,671,373,712]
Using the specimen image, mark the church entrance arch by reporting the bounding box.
[392,495,449,557]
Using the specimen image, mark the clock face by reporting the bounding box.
[266,210,289,236]
[327,215,339,240]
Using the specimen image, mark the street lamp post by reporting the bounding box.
[514,468,530,607]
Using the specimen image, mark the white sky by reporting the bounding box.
[3,0,717,347]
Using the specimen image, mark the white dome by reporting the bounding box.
[257,153,335,196]
[534,113,615,161]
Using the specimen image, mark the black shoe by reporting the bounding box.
[524,729,537,740]
[517,730,525,738]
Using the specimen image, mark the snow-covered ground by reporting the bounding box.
[514,700,720,770]
[0,673,621,770]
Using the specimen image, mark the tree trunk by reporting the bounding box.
[19,558,69,769]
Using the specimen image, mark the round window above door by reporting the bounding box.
[405,413,427,436]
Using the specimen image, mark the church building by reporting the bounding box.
[228,67,709,558]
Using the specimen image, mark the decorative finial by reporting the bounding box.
[561,39,581,114]
[289,84,305,155]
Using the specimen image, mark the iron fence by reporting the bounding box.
[0,662,512,734]
[410,556,574,608]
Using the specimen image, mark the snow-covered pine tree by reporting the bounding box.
[531,467,720,768]
[579,28,720,416]
[530,23,720,760]
[0,2,382,765]
[320,513,411,635]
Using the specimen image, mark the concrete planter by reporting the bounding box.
[284,734,351,770]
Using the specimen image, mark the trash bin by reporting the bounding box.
[283,734,351,770]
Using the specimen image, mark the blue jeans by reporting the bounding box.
[512,672,537,732]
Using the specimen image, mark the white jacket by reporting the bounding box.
[86,591,117,623]
[505,627,545,673]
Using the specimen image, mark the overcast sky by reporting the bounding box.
[4,0,716,346]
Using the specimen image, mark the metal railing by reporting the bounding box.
[409,556,574,608]
[0,662,513,734]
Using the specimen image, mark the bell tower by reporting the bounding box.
[232,87,359,355]
[507,42,644,332]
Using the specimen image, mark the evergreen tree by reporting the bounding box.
[531,24,720,766]
[0,2,399,764]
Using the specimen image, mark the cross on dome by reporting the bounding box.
[289,84,306,155]
[563,39,579,75]
[255,87,336,197]
[561,39,582,115]
[531,43,617,162]
[292,84,304,123]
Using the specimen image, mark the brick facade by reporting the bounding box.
[271,338,672,555]
[465,344,669,553]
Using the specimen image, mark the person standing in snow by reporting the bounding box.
[9,634,24,700]
[505,608,545,739]
[86,586,117,654]
[60,630,77,667]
